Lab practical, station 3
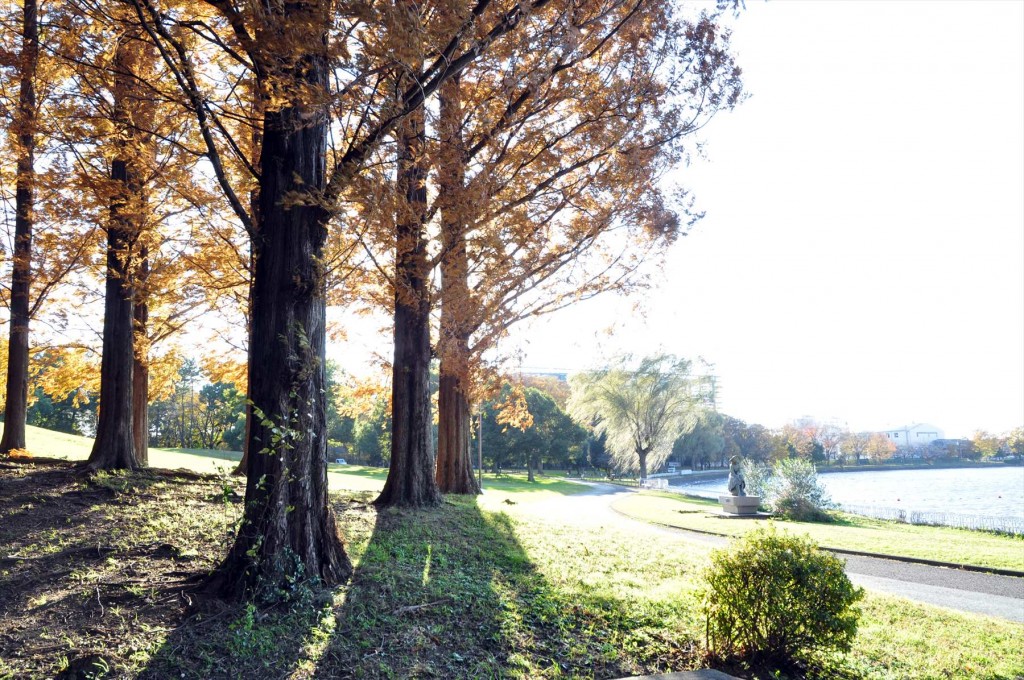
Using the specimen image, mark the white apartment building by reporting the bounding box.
[879,423,944,449]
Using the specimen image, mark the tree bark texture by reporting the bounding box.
[377,104,442,508]
[87,29,150,472]
[132,249,149,466]
[436,374,478,493]
[207,13,351,597]
[435,76,479,495]
[87,157,139,471]
[0,0,37,455]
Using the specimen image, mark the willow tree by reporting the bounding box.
[431,7,744,491]
[568,354,714,480]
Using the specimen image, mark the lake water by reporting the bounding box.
[671,466,1024,530]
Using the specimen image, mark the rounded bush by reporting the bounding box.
[700,527,863,667]
[745,458,835,522]
[769,459,834,521]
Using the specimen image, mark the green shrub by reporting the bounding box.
[746,458,834,521]
[742,460,771,498]
[769,459,834,521]
[700,527,863,669]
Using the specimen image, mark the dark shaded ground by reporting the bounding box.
[0,460,237,679]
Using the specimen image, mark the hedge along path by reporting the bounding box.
[611,493,1024,572]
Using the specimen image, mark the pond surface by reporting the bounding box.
[671,465,1024,521]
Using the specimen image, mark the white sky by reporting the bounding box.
[501,0,1024,438]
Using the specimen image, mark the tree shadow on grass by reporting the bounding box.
[142,489,706,678]
[140,494,533,679]
[308,494,705,679]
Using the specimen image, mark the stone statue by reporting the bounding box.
[727,456,746,496]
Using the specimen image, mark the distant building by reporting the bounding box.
[879,423,944,449]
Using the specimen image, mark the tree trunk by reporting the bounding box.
[637,449,648,482]
[132,248,149,466]
[435,75,479,495]
[376,100,441,508]
[0,0,37,456]
[527,454,536,483]
[87,27,152,472]
[436,374,478,493]
[86,159,139,471]
[206,11,351,597]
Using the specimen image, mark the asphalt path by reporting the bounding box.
[496,482,1024,623]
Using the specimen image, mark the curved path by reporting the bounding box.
[497,482,1024,623]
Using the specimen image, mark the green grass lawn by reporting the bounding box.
[2,445,1022,679]
[22,425,588,499]
[24,424,242,474]
[613,492,1024,572]
[24,424,94,460]
[20,425,1024,570]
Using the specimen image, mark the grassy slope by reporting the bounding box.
[1,460,1022,679]
[613,492,1024,572]
[23,424,386,489]
[24,424,238,474]
[21,425,1024,570]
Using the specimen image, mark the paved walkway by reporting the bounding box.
[497,482,1024,622]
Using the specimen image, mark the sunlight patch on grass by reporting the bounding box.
[327,465,386,492]
[477,473,590,507]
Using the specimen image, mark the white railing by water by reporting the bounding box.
[838,503,1024,535]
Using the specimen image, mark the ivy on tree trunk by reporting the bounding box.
[205,19,351,596]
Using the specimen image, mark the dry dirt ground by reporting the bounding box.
[0,459,245,678]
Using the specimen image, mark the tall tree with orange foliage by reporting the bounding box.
[0,0,38,455]
[375,3,444,508]
[431,4,743,492]
[86,18,159,471]
[435,72,478,493]
[131,0,653,593]
[1,2,100,455]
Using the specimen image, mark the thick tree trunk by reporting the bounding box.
[376,102,441,508]
[87,28,151,472]
[435,75,479,495]
[132,249,149,466]
[436,374,478,493]
[87,164,139,471]
[206,13,351,597]
[637,449,648,482]
[0,0,37,456]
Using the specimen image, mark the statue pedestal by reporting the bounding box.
[718,495,762,516]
